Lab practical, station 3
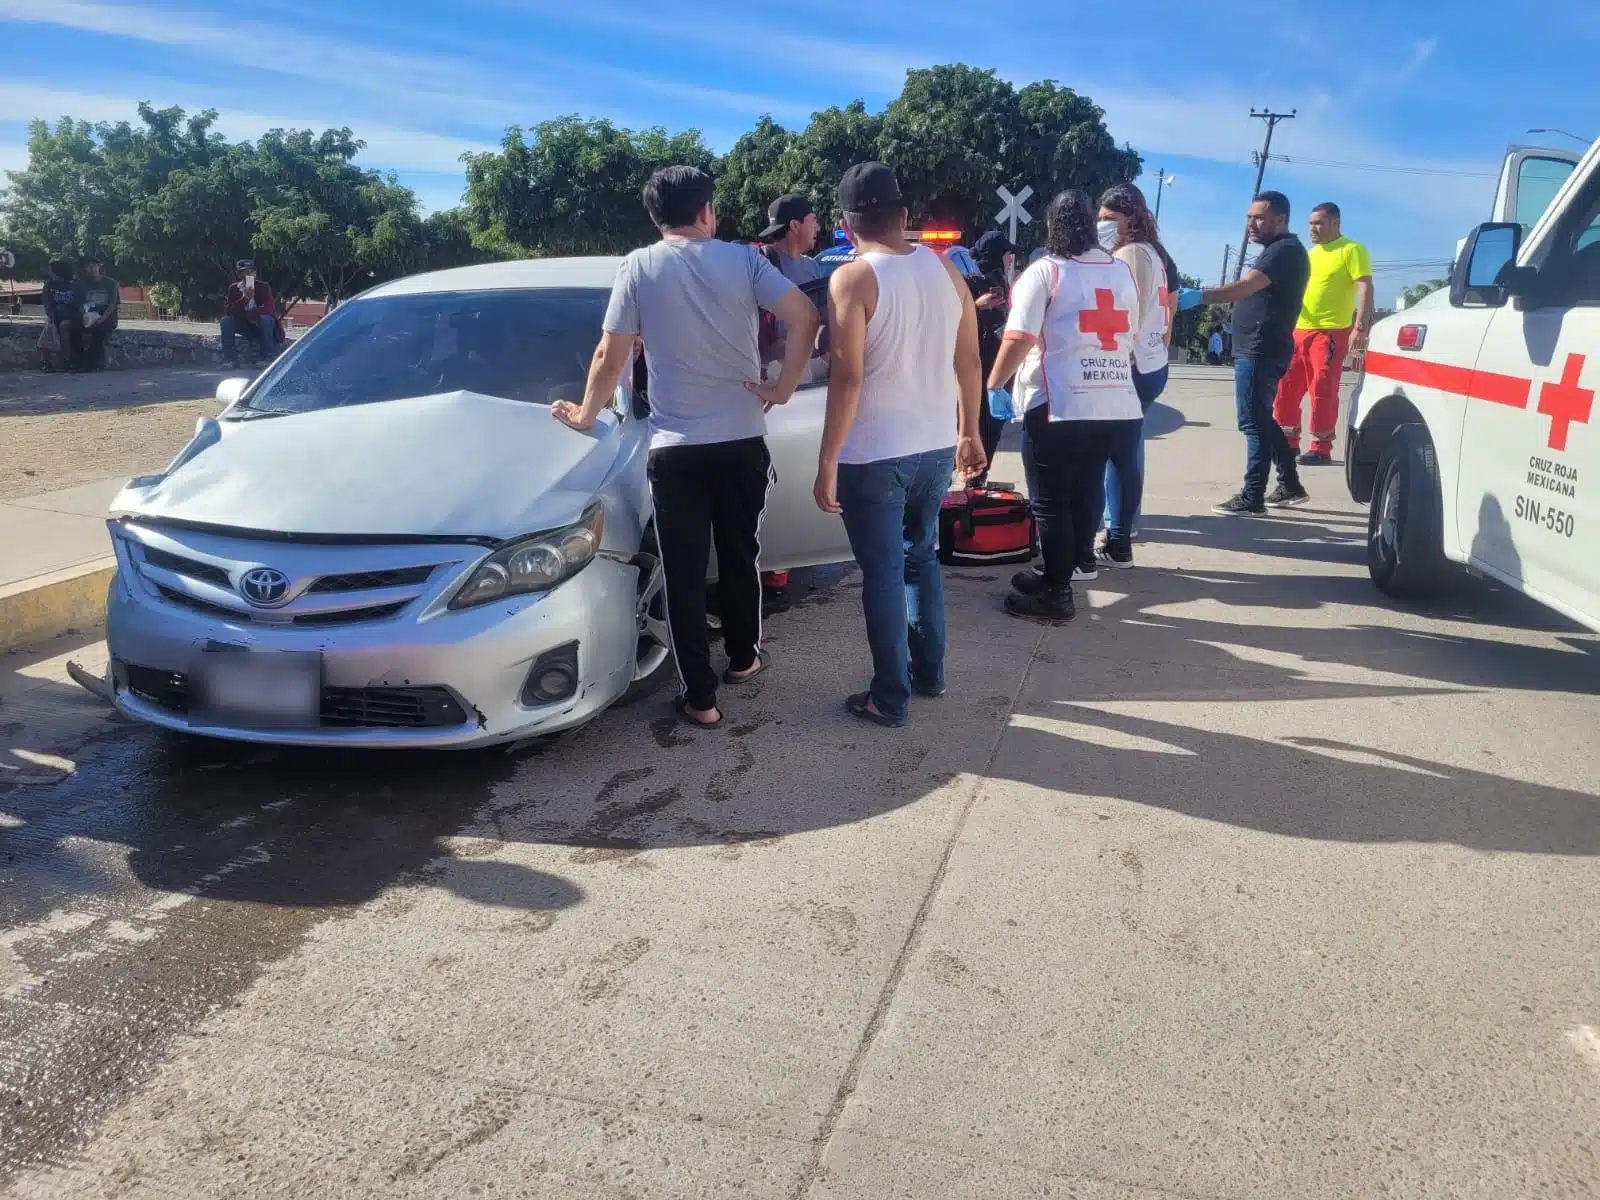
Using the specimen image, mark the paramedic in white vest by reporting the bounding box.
[986,188,1144,624]
[813,162,986,728]
[1095,183,1175,566]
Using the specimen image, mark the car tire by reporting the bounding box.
[1367,422,1447,598]
[622,525,672,702]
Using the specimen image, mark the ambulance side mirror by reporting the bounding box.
[1450,222,1522,309]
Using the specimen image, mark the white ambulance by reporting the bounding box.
[1346,137,1600,632]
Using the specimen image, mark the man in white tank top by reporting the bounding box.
[813,162,986,728]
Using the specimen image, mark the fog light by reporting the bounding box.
[521,642,579,706]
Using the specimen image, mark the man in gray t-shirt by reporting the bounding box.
[602,238,796,448]
[552,165,819,728]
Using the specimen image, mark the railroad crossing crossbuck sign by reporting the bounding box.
[995,186,1034,244]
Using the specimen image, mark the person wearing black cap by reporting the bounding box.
[815,162,986,728]
[221,259,281,368]
[759,194,824,286]
[969,231,1016,478]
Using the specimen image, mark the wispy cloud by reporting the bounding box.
[1,0,817,136]
[0,82,497,175]
[477,0,920,94]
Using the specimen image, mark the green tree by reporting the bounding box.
[715,116,799,243]
[1012,81,1142,233]
[0,228,50,283]
[111,140,257,319]
[709,70,1141,250]
[250,128,425,312]
[2,116,124,267]
[463,117,715,257]
[1401,278,1447,308]
[776,100,886,235]
[878,65,1024,235]
[419,208,505,273]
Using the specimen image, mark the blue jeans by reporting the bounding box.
[1235,353,1300,505]
[837,447,955,724]
[1101,364,1168,540]
[221,313,276,362]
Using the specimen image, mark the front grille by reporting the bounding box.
[291,601,409,627]
[125,664,189,712]
[155,584,406,626]
[308,566,437,594]
[321,687,468,728]
[121,664,467,729]
[156,584,240,620]
[141,546,232,587]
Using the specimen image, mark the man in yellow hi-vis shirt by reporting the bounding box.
[1273,201,1373,465]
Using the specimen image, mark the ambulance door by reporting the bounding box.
[1460,153,1600,625]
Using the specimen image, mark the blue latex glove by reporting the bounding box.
[986,387,1013,422]
[1177,287,1205,312]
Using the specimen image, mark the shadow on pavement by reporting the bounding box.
[994,706,1598,857]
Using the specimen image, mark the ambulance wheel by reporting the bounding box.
[1367,423,1447,598]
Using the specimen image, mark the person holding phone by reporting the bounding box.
[221,259,280,368]
[969,231,1016,481]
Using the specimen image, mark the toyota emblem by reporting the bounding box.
[239,566,292,607]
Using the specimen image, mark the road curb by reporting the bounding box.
[0,559,116,653]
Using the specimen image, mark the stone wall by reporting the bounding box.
[0,316,297,373]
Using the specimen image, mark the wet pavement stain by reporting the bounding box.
[0,725,569,1188]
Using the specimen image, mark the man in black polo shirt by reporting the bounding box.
[1179,190,1311,515]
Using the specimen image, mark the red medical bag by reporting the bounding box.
[938,486,1038,566]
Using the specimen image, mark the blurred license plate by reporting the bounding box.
[191,648,321,730]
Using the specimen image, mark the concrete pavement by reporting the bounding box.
[2,366,1596,1198]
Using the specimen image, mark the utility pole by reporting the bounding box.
[1219,245,1233,287]
[1236,108,1295,280]
[1151,168,1174,223]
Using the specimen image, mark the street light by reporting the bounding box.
[1528,127,1594,147]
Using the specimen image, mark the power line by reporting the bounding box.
[1268,153,1495,180]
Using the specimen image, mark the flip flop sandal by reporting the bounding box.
[676,696,723,728]
[845,691,905,728]
[722,650,770,685]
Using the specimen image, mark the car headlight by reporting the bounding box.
[449,504,605,610]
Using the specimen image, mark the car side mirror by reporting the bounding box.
[215,377,250,406]
[1450,222,1523,308]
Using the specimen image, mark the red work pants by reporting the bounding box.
[1273,326,1351,455]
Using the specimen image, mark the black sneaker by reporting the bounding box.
[1012,568,1047,595]
[1097,539,1134,569]
[1296,450,1333,466]
[1211,493,1266,517]
[1073,561,1099,581]
[1005,585,1075,623]
[1264,484,1311,508]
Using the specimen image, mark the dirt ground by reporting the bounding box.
[0,366,232,500]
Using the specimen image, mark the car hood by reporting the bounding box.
[112,391,621,542]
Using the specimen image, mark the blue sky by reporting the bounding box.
[3,0,1599,302]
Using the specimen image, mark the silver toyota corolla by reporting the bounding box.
[104,257,853,748]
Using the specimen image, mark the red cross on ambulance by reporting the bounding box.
[1536,353,1594,452]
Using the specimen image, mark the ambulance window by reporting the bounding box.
[1515,157,1577,232]
[1539,175,1600,307]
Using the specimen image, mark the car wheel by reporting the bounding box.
[1367,422,1447,598]
[630,527,671,686]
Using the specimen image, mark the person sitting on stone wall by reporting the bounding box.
[220,259,283,368]
[69,255,120,372]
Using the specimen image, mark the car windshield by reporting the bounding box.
[239,287,610,414]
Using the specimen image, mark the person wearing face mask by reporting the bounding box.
[1092,184,1175,567]
[986,189,1143,623]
